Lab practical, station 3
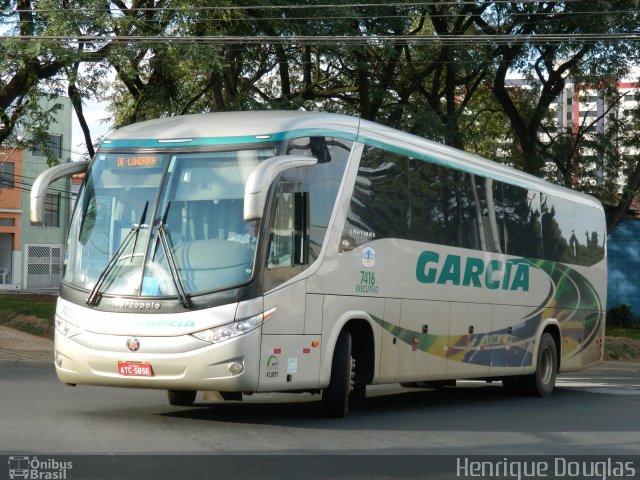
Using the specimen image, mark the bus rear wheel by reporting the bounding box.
[167,390,197,406]
[527,332,557,397]
[503,332,557,397]
[322,329,354,417]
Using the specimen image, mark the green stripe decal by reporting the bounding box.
[99,128,357,149]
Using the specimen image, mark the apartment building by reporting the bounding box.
[553,81,640,317]
[0,96,73,290]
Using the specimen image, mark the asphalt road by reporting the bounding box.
[1,361,639,479]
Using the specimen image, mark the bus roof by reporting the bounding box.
[103,111,360,144]
[101,110,602,210]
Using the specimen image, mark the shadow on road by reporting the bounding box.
[157,383,635,433]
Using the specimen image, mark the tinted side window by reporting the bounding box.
[502,184,543,258]
[409,161,455,246]
[437,171,481,250]
[263,136,352,292]
[341,146,410,250]
[410,163,495,251]
[286,136,352,262]
[541,194,573,263]
[466,174,498,252]
[573,204,606,266]
[541,193,605,266]
[340,145,603,267]
[470,177,497,253]
[343,149,496,252]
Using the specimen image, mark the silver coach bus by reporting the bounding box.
[31,111,606,416]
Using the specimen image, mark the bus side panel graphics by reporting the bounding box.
[369,258,603,369]
[372,314,532,369]
[527,259,604,361]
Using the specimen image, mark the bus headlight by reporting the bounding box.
[191,307,276,344]
[55,316,83,338]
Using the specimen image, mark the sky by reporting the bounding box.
[70,99,111,162]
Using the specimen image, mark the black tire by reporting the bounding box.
[526,332,557,397]
[502,332,557,397]
[322,329,353,417]
[167,390,197,406]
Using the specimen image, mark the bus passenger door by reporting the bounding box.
[258,186,321,391]
[397,300,449,383]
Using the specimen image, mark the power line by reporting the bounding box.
[8,2,585,14]
[2,33,639,46]
[3,13,638,32]
[4,7,637,22]
[1,180,74,200]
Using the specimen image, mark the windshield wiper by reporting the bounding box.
[153,202,193,309]
[86,202,149,306]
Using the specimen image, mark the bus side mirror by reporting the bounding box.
[244,155,317,221]
[30,161,90,224]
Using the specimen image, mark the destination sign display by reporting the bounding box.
[115,155,160,168]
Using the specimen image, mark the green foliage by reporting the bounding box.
[2,1,640,231]
[607,326,640,340]
[606,304,637,329]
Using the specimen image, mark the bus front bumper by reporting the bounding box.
[54,327,262,392]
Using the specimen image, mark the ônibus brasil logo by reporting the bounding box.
[8,456,73,479]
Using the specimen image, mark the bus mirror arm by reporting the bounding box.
[30,161,90,224]
[244,155,317,221]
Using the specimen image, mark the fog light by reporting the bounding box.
[55,352,63,368]
[228,362,244,375]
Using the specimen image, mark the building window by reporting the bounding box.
[0,218,15,227]
[579,95,599,103]
[32,134,63,159]
[0,162,14,188]
[44,193,60,228]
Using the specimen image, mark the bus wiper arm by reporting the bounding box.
[86,202,149,306]
[155,202,193,309]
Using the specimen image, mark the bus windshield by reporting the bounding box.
[64,147,277,298]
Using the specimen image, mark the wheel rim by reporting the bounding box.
[540,347,554,385]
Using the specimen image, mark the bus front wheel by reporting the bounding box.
[322,329,354,417]
[167,390,197,406]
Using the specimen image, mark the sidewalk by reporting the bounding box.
[0,325,53,362]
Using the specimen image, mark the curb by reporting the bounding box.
[0,326,53,363]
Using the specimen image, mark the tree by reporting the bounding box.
[0,0,115,162]
[469,1,640,232]
[3,1,640,233]
[475,1,638,176]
